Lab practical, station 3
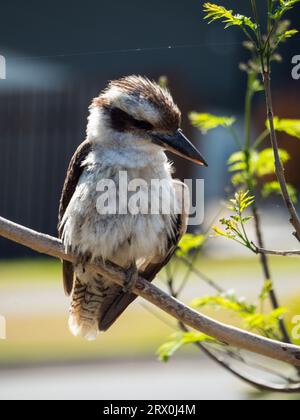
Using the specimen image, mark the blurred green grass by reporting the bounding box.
[1,255,300,287]
[0,256,299,365]
[0,311,176,364]
[0,258,61,287]
[0,258,177,364]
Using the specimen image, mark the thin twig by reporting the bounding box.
[255,246,300,257]
[252,129,269,149]
[251,205,291,345]
[179,323,300,394]
[1,216,300,366]
[177,256,224,294]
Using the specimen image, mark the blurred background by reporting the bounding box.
[0,0,300,400]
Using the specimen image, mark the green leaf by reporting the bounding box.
[231,171,248,186]
[271,117,300,139]
[158,75,169,90]
[212,191,254,250]
[230,191,255,213]
[191,294,256,315]
[228,162,247,173]
[227,150,257,186]
[272,1,300,20]
[227,151,245,165]
[227,148,291,185]
[176,233,206,257]
[259,280,273,302]
[212,226,230,238]
[157,332,215,362]
[251,78,264,93]
[203,3,257,31]
[262,181,298,203]
[255,148,290,177]
[274,28,299,47]
[280,0,300,6]
[281,29,298,39]
[243,308,288,336]
[157,339,182,362]
[189,112,236,134]
[191,292,287,338]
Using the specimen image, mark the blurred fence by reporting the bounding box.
[0,83,101,257]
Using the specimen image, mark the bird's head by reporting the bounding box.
[87,75,207,167]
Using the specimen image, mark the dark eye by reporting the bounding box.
[105,106,153,132]
[107,107,130,132]
[132,119,153,131]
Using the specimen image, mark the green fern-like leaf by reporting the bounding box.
[157,332,215,362]
[262,181,298,203]
[191,293,256,315]
[189,112,236,134]
[176,233,206,258]
[255,148,290,177]
[203,3,257,31]
[272,0,300,20]
[272,117,300,139]
[227,148,291,185]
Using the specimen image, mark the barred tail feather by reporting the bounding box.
[68,274,111,341]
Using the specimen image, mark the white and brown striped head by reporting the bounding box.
[87,75,207,166]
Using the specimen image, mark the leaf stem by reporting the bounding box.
[244,72,255,151]
[251,0,263,48]
[253,128,270,149]
[227,126,243,148]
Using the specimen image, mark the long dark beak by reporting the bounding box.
[151,129,208,167]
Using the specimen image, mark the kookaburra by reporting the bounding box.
[58,75,207,340]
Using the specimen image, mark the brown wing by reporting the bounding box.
[58,140,92,295]
[99,208,188,331]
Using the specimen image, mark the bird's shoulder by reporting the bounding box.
[58,140,92,235]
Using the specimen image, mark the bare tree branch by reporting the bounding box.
[1,215,300,366]
[255,245,300,257]
[262,71,300,242]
